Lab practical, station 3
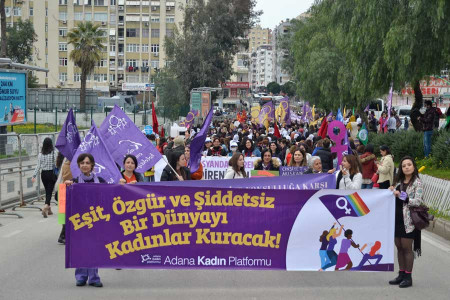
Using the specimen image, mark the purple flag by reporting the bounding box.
[189,108,213,173]
[384,85,393,128]
[180,110,199,128]
[99,105,163,173]
[319,193,371,220]
[258,101,275,127]
[280,97,291,125]
[70,122,122,184]
[55,109,81,161]
[327,111,333,122]
[364,104,370,112]
[302,102,312,122]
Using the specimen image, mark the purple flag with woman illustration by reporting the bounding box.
[55,109,81,161]
[180,110,199,127]
[99,105,162,173]
[70,122,122,184]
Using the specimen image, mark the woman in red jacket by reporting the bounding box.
[359,144,377,189]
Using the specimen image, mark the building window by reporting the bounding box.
[142,59,148,67]
[13,7,21,17]
[166,16,175,23]
[151,60,159,69]
[59,58,68,66]
[59,11,67,21]
[59,73,67,82]
[110,44,116,52]
[45,24,48,32]
[85,13,92,21]
[151,29,159,38]
[59,28,67,37]
[151,16,160,23]
[110,13,116,24]
[94,13,107,22]
[126,44,139,52]
[74,73,81,82]
[142,44,149,52]
[142,28,149,37]
[110,0,117,5]
[166,29,174,37]
[59,0,68,5]
[74,12,83,20]
[46,8,48,17]
[110,74,116,82]
[126,28,139,37]
[126,59,138,68]
[151,44,159,53]
[29,7,34,16]
[126,75,139,83]
[97,59,107,67]
[94,0,105,5]
[59,43,67,51]
[45,38,48,48]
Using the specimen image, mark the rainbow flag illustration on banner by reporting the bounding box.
[319,192,370,220]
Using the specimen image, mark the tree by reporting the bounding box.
[154,69,187,121]
[28,72,39,88]
[281,81,296,97]
[0,0,7,57]
[164,0,260,109]
[67,22,105,112]
[267,81,281,95]
[6,19,37,63]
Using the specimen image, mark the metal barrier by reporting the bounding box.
[421,174,450,216]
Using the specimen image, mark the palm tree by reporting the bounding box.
[68,22,105,112]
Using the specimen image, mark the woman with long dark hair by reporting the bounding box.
[336,154,363,189]
[160,151,191,181]
[388,156,423,288]
[289,149,307,167]
[65,153,106,287]
[119,154,143,184]
[225,152,247,179]
[377,145,394,189]
[32,137,57,218]
[242,138,261,158]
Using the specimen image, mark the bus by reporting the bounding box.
[368,98,385,118]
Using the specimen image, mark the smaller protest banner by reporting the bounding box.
[279,166,309,176]
[251,170,279,177]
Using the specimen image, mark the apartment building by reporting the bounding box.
[249,44,273,91]
[248,25,272,54]
[1,0,185,94]
[272,19,291,85]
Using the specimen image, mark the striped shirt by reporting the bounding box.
[33,151,56,178]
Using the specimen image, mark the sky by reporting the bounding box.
[255,0,315,29]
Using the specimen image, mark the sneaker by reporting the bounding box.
[89,282,103,288]
[58,237,65,244]
[76,280,86,286]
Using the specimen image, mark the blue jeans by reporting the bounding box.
[319,250,331,269]
[361,183,373,189]
[423,130,433,157]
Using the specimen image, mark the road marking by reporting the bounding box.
[3,230,22,238]
[422,234,450,253]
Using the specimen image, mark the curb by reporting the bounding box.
[0,156,31,164]
[425,218,450,241]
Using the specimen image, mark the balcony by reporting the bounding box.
[109,51,116,57]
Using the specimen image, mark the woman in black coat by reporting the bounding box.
[160,150,191,181]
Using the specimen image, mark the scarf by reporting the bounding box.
[78,172,100,183]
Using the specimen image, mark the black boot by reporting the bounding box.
[389,271,405,285]
[399,273,412,288]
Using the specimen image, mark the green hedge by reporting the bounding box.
[367,129,450,168]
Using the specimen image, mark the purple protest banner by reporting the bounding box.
[181,110,199,128]
[258,101,275,126]
[70,122,122,184]
[99,105,162,173]
[55,109,81,161]
[65,186,394,271]
[189,108,213,173]
[279,166,309,176]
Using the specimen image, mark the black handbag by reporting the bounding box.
[409,205,434,230]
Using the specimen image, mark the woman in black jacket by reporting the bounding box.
[254,149,280,171]
[119,154,144,184]
[315,138,334,173]
[160,151,191,181]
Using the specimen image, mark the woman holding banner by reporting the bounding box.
[305,156,323,174]
[288,149,307,167]
[389,156,423,288]
[254,149,280,171]
[119,154,143,184]
[336,155,362,190]
[65,153,105,288]
[225,152,247,179]
[32,137,57,218]
[160,151,191,181]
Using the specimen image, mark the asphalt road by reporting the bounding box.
[1,207,449,300]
